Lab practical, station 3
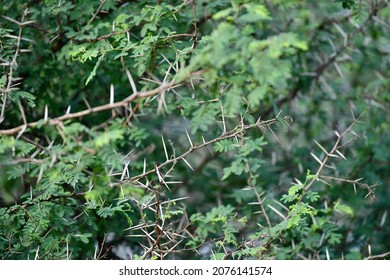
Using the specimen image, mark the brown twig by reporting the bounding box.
[123,115,289,184]
[250,184,272,227]
[0,10,29,124]
[304,108,368,192]
[0,157,46,166]
[164,33,195,40]
[0,70,203,135]
[366,251,390,260]
[88,0,107,26]
[191,0,198,50]
[97,28,131,41]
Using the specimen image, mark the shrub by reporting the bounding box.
[0,0,389,260]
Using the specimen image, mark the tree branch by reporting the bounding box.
[0,70,205,135]
[304,108,369,192]
[122,115,290,185]
[0,10,30,124]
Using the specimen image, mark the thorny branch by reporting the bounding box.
[0,70,206,135]
[304,108,376,201]
[191,0,198,50]
[121,113,291,185]
[0,10,31,124]
[1,3,387,260]
[88,0,107,26]
[116,113,291,258]
[366,251,390,260]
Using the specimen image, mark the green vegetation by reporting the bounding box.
[0,0,389,260]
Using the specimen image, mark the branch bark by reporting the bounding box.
[0,69,206,135]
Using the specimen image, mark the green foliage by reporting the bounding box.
[221,137,267,180]
[189,205,244,244]
[1,0,389,260]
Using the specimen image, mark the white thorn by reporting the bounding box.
[185,129,193,148]
[110,84,114,104]
[182,157,194,171]
[44,105,48,122]
[125,68,138,94]
[310,152,323,165]
[161,134,169,161]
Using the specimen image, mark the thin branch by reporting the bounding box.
[366,251,390,260]
[123,115,286,185]
[319,175,363,184]
[97,28,131,41]
[164,33,194,40]
[191,0,198,50]
[88,0,107,26]
[304,108,368,192]
[0,157,46,166]
[252,186,272,227]
[0,70,205,135]
[1,10,29,124]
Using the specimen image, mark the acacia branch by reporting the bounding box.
[304,108,368,192]
[191,0,198,50]
[88,0,107,26]
[0,82,170,134]
[0,69,206,135]
[0,10,29,124]
[0,157,46,166]
[124,115,289,184]
[366,251,390,260]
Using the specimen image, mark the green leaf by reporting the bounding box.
[0,75,6,88]
[224,88,242,116]
[85,54,105,85]
[248,86,268,109]
[334,200,354,216]
[210,252,225,260]
[76,233,92,244]
[94,129,124,148]
[214,139,236,153]
[191,102,220,133]
[9,91,36,108]
[212,8,234,20]
[239,4,271,23]
[97,205,124,218]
